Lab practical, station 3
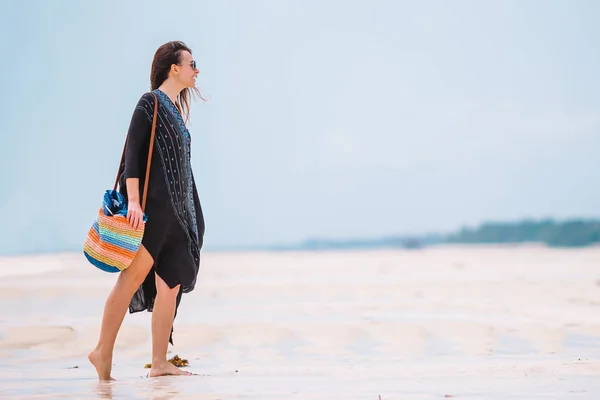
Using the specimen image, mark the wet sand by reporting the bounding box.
[1,245,600,399]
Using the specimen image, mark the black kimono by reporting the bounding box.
[118,89,205,344]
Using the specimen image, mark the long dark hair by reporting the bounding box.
[150,41,203,123]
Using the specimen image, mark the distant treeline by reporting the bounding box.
[284,219,600,251]
[446,219,600,247]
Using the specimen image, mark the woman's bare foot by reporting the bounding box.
[149,360,193,377]
[88,349,115,381]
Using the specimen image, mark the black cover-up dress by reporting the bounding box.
[118,89,205,344]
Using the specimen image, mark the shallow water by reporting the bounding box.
[1,246,600,399]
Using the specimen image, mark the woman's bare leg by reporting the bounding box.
[149,274,191,377]
[88,245,154,380]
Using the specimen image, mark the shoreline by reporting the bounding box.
[1,246,600,398]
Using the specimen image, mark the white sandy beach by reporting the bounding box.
[1,245,600,399]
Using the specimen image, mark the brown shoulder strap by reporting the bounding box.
[113,92,159,212]
[141,93,159,211]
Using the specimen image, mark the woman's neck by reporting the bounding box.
[157,80,183,105]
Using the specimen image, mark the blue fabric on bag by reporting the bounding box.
[102,190,147,221]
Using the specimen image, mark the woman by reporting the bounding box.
[88,41,206,381]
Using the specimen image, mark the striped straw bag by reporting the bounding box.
[83,93,158,273]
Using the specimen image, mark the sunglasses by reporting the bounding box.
[189,60,197,69]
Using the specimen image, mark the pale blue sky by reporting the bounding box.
[1,0,599,254]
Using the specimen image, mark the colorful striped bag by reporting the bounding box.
[83,93,158,273]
